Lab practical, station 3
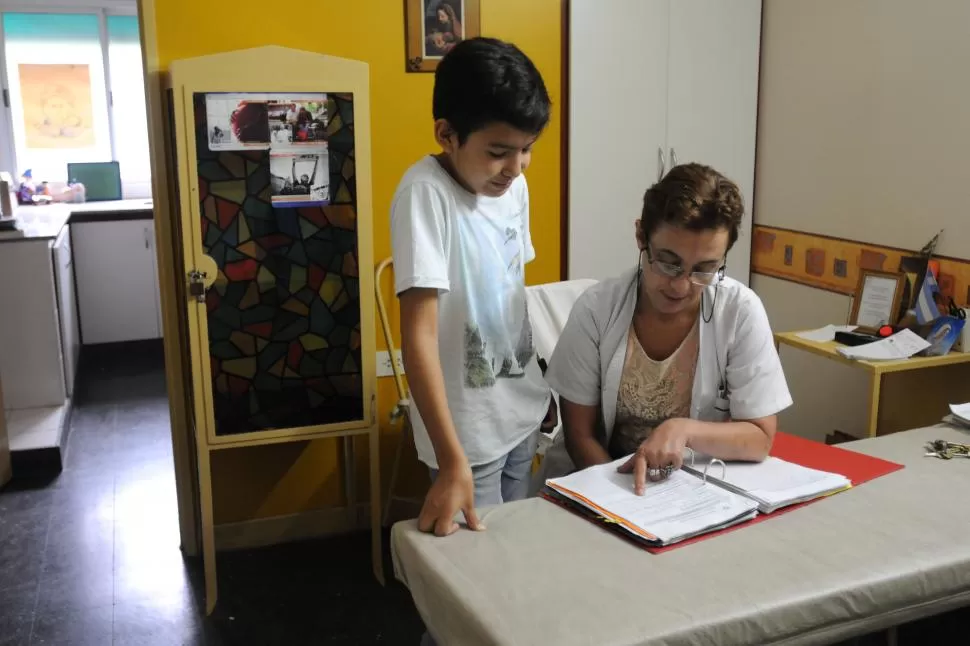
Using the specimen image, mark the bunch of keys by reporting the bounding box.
[925,439,970,460]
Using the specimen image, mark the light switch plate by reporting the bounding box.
[376,350,405,377]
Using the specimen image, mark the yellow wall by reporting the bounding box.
[145,0,563,522]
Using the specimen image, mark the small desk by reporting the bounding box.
[775,331,970,437]
[393,425,970,646]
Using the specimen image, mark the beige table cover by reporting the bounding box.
[392,425,970,645]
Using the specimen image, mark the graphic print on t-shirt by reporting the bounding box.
[459,209,535,389]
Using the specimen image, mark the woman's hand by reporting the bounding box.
[618,418,693,495]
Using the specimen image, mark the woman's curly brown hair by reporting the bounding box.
[640,163,744,249]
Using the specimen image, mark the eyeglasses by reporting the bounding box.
[643,245,724,286]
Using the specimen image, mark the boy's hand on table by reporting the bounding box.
[418,461,484,537]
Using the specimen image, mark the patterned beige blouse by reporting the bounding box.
[608,321,699,459]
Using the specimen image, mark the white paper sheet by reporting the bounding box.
[836,329,930,361]
[795,325,858,343]
[949,403,970,425]
[856,275,900,329]
[684,457,850,513]
[547,458,758,544]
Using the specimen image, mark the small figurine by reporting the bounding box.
[16,170,53,205]
[16,168,35,204]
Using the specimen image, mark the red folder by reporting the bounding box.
[767,432,905,486]
[542,431,904,553]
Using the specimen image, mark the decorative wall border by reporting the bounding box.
[751,225,970,307]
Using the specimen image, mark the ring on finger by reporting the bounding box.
[662,464,675,478]
[647,468,661,478]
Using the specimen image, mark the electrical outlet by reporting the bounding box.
[376,350,405,378]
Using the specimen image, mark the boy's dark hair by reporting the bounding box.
[641,163,744,250]
[433,37,551,144]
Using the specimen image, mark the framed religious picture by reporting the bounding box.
[405,0,481,72]
[849,269,905,334]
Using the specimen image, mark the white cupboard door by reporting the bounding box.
[73,220,161,345]
[568,0,670,281]
[665,0,762,285]
[53,228,80,396]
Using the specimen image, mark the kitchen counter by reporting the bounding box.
[0,199,154,242]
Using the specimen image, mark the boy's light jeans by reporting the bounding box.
[420,431,539,645]
[427,431,539,508]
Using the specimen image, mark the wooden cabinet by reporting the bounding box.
[73,220,162,344]
[568,0,762,284]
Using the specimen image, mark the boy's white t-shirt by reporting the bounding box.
[391,156,551,469]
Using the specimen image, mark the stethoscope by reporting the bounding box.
[703,270,730,412]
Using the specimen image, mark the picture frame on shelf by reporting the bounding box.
[849,269,905,334]
[405,0,481,73]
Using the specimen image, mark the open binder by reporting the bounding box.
[545,458,762,547]
[542,432,904,550]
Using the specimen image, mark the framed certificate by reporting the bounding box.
[850,270,905,333]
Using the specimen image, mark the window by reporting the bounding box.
[0,5,150,198]
[107,15,151,198]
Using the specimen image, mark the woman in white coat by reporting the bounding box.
[542,163,793,494]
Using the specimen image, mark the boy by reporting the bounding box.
[391,37,556,538]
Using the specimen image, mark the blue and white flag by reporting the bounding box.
[915,268,942,324]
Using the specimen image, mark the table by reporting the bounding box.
[775,331,970,438]
[392,425,970,646]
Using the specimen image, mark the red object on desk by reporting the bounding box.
[542,432,905,554]
[768,432,904,486]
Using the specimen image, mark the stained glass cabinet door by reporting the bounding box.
[168,46,380,614]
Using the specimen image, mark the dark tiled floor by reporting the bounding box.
[0,341,423,645]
